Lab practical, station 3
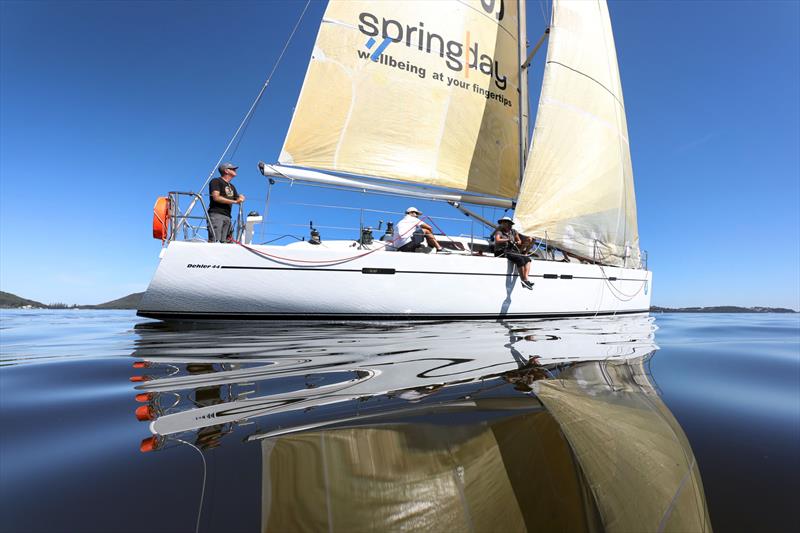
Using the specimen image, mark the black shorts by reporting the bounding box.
[504,252,531,268]
[398,228,425,252]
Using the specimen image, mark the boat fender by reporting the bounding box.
[152,196,170,241]
[135,404,157,422]
[139,435,162,453]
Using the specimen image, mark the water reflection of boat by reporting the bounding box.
[131,315,656,436]
[128,316,711,531]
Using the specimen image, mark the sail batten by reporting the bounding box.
[280,0,524,200]
[515,0,640,267]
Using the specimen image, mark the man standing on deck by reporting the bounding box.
[208,162,245,243]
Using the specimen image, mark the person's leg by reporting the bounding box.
[220,216,232,242]
[208,213,224,242]
[421,228,443,250]
[398,229,425,252]
[508,254,533,288]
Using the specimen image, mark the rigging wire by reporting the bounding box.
[538,0,548,26]
[193,0,312,204]
[227,0,312,162]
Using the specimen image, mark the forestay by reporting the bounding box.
[280,0,524,199]
[515,0,641,267]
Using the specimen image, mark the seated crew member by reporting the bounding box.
[208,162,245,243]
[494,216,533,289]
[392,207,448,253]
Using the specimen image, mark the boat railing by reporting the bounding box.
[167,191,245,243]
[161,192,650,270]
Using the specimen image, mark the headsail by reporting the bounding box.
[280,0,524,199]
[515,0,640,267]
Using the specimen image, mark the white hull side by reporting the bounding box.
[138,241,652,320]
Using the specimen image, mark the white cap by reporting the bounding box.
[405,207,422,214]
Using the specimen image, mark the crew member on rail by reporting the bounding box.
[208,162,245,243]
[392,207,448,253]
[494,217,533,289]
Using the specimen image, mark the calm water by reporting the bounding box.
[0,310,797,532]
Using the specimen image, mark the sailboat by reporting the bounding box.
[138,0,652,321]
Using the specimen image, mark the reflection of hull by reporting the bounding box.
[134,315,658,370]
[137,241,652,320]
[133,316,657,435]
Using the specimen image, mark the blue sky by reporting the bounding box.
[1,0,798,309]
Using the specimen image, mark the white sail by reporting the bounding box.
[280,0,524,199]
[515,0,640,267]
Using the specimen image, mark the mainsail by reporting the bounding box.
[280,0,524,199]
[515,0,641,267]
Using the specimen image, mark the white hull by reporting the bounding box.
[138,240,652,320]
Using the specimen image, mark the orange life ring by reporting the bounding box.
[152,197,170,240]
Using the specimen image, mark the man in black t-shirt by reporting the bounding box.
[207,162,245,242]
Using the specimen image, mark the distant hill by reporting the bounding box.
[85,292,143,310]
[651,306,797,313]
[2,289,796,314]
[0,291,47,308]
[0,290,143,310]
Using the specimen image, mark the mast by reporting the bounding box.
[516,0,528,181]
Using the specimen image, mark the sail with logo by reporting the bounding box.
[279,0,526,200]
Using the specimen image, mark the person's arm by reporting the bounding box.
[494,231,510,244]
[210,190,243,205]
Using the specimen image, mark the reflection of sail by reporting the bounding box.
[254,357,710,532]
[259,408,601,532]
[534,359,713,532]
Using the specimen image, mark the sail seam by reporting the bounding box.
[455,0,517,40]
[545,60,625,109]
